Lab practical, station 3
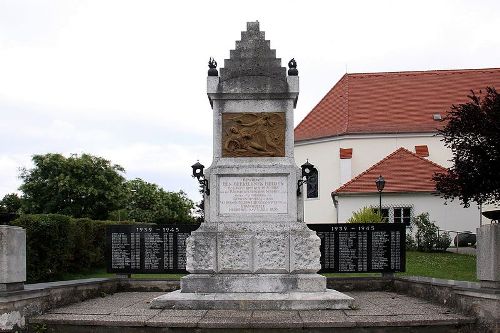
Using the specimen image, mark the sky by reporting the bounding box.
[1,0,499,204]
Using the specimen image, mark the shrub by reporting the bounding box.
[435,232,452,252]
[11,214,137,283]
[347,206,384,223]
[406,233,417,251]
[412,213,451,252]
[12,214,75,282]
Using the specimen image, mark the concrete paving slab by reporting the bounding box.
[146,316,201,328]
[344,307,395,316]
[112,303,162,316]
[49,304,113,315]
[383,302,454,315]
[155,309,207,317]
[299,310,355,328]
[348,314,474,327]
[204,309,253,318]
[347,291,402,298]
[249,310,303,328]
[198,317,253,328]
[90,314,155,327]
[252,310,300,318]
[31,290,476,331]
[30,314,110,325]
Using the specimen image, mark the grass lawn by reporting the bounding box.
[324,251,477,282]
[60,250,477,282]
[398,250,477,281]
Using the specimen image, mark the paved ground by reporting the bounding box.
[446,246,476,256]
[31,291,475,330]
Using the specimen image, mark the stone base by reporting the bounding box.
[0,282,24,292]
[476,224,500,286]
[480,280,500,289]
[181,273,326,293]
[150,289,354,310]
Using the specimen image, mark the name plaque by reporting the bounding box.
[106,224,199,274]
[219,176,287,214]
[308,223,406,273]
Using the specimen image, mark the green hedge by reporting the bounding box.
[11,214,135,283]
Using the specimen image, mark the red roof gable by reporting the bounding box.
[295,68,500,142]
[334,148,447,194]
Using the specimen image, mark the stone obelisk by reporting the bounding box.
[151,21,352,310]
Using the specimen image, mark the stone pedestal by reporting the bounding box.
[0,225,26,292]
[477,224,500,289]
[151,21,352,310]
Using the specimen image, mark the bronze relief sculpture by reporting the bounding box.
[222,112,285,157]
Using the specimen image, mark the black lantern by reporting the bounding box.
[301,160,314,178]
[297,159,318,196]
[191,161,204,180]
[375,175,385,192]
[375,175,385,216]
[191,161,210,195]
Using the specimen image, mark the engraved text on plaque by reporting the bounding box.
[219,176,287,214]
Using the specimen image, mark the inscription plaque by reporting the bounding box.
[222,112,285,157]
[308,223,406,273]
[106,224,199,274]
[219,176,287,214]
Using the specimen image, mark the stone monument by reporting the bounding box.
[151,21,353,310]
[0,225,26,292]
[476,223,500,289]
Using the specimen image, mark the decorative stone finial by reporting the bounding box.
[288,58,298,76]
[208,57,218,76]
[220,22,286,82]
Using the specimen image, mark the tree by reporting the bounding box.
[19,153,126,220]
[433,87,500,207]
[347,206,384,223]
[194,183,205,223]
[123,178,196,224]
[0,193,22,213]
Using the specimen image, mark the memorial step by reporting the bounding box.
[28,291,477,333]
[30,313,476,333]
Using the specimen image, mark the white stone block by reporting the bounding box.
[477,224,500,287]
[218,233,252,273]
[254,233,288,273]
[185,231,217,273]
[290,230,322,273]
[0,225,26,285]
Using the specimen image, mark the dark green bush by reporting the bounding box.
[412,213,451,252]
[11,214,135,283]
[12,214,75,282]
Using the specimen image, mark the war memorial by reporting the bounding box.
[0,21,499,333]
[150,20,353,310]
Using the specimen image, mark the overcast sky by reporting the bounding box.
[1,0,499,203]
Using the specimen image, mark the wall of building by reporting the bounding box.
[294,133,452,223]
[337,193,480,233]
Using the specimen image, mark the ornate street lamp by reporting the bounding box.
[191,161,210,195]
[297,159,317,196]
[375,175,385,215]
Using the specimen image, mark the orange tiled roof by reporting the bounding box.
[334,148,447,194]
[295,68,500,142]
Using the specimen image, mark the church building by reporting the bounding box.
[294,68,500,232]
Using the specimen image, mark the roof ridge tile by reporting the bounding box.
[333,147,448,194]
